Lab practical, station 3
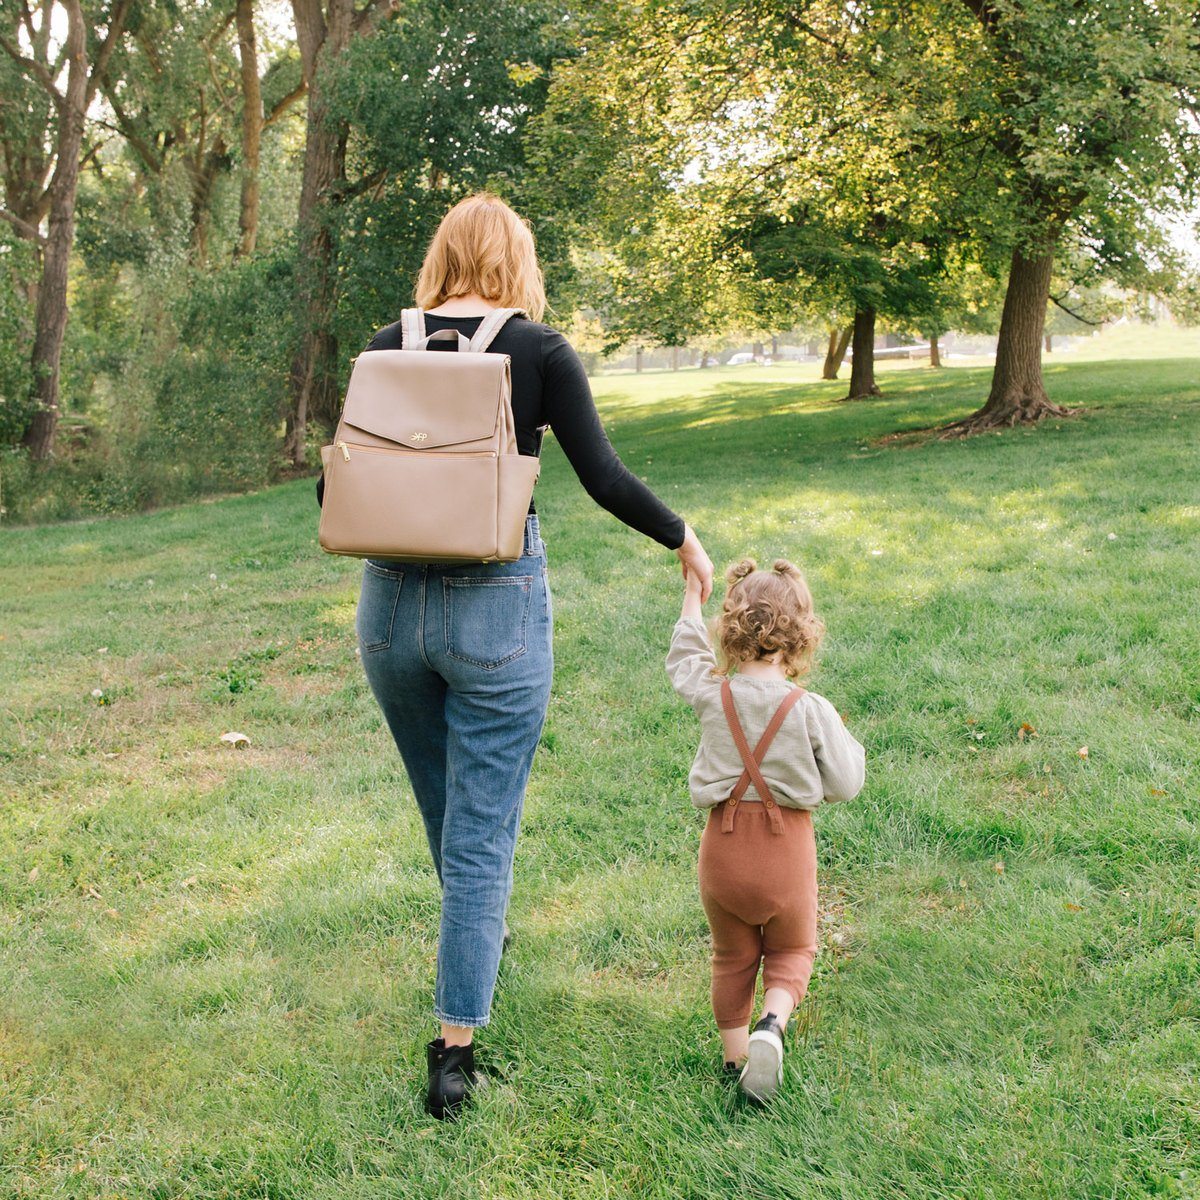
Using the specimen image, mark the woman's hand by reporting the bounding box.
[675,523,714,604]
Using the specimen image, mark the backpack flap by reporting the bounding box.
[339,349,509,452]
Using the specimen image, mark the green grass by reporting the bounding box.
[2,354,1199,1199]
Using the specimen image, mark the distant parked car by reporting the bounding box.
[726,352,757,365]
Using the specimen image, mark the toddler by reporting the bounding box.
[666,557,865,1102]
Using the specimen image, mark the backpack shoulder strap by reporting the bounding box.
[400,308,424,349]
[467,307,525,353]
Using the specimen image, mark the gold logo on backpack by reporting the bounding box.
[410,432,428,442]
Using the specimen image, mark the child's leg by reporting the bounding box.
[757,815,818,1027]
[700,890,763,1062]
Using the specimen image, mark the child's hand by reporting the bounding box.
[681,566,704,619]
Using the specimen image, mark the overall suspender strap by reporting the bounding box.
[720,679,805,835]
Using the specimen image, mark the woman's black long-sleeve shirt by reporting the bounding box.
[316,312,686,550]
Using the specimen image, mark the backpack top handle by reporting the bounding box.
[400,307,526,354]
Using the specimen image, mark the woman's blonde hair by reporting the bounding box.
[714,558,825,680]
[415,192,546,320]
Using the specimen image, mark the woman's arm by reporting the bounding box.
[541,331,681,546]
[542,331,713,598]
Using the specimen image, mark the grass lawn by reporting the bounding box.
[2,353,1198,1199]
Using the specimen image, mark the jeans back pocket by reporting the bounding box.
[357,564,404,652]
[443,575,533,669]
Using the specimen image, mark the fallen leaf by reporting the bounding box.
[1017,722,1038,740]
[993,861,1005,874]
[181,876,198,889]
[28,866,38,882]
[1065,902,1083,912]
[1077,746,1089,759]
[1149,787,1165,797]
[219,731,250,749]
[104,908,120,919]
[87,886,103,900]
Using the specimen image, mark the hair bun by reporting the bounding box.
[725,558,757,586]
[772,559,801,579]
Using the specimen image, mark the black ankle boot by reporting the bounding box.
[426,1038,476,1120]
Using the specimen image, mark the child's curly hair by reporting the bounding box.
[714,558,825,679]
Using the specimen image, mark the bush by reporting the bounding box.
[2,247,297,524]
[150,247,295,495]
[0,232,36,448]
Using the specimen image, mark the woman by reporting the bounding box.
[319,193,713,1118]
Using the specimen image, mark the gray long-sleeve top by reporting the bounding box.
[666,617,866,810]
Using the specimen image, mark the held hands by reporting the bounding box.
[676,523,713,617]
[675,523,714,602]
[681,566,705,620]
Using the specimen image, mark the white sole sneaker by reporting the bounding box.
[740,1027,784,1102]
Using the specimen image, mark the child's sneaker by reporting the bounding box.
[740,1013,785,1102]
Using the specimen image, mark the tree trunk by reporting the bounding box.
[943,243,1073,435]
[845,307,881,400]
[770,334,779,358]
[235,0,262,258]
[699,351,711,368]
[287,0,356,469]
[187,137,228,268]
[929,332,941,368]
[822,325,851,379]
[671,346,679,370]
[635,345,643,373]
[1044,333,1052,353]
[21,0,87,460]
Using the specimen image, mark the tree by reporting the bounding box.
[95,4,304,268]
[286,0,395,469]
[938,0,1200,432]
[315,0,571,414]
[234,0,262,257]
[822,325,851,379]
[540,0,1000,401]
[0,0,131,459]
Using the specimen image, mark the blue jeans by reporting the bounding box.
[356,515,553,1027]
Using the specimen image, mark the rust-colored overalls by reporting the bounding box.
[697,680,819,1029]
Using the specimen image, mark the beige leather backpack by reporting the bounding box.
[318,307,540,562]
